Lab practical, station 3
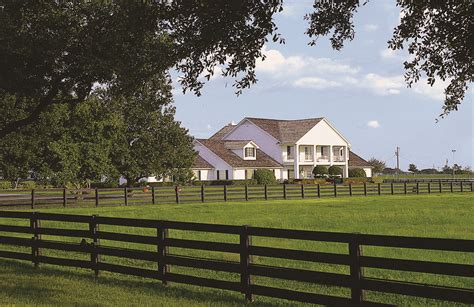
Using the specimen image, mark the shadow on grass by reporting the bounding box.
[0,259,284,306]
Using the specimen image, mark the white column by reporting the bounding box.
[313,145,316,163]
[344,147,349,178]
[329,145,333,166]
[294,145,299,179]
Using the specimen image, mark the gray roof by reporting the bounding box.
[246,117,324,143]
[197,139,282,168]
[348,151,372,168]
[193,155,214,169]
[209,124,236,140]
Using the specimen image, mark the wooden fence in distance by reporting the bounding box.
[0,211,473,305]
[0,181,472,209]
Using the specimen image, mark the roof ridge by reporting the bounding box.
[246,116,324,122]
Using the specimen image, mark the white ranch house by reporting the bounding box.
[192,117,373,181]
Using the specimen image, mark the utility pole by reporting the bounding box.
[451,149,456,179]
[395,147,400,176]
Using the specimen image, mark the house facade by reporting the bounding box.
[193,117,372,180]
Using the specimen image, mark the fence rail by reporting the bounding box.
[0,211,473,305]
[0,181,472,209]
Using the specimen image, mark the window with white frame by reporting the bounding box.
[244,147,256,158]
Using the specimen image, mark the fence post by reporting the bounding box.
[450,182,453,193]
[439,181,442,193]
[471,182,473,192]
[377,183,381,195]
[416,182,419,195]
[460,182,463,192]
[152,187,156,205]
[30,212,41,268]
[245,184,249,201]
[63,188,67,208]
[89,215,100,276]
[224,185,228,201]
[428,182,431,194]
[317,183,321,198]
[301,184,305,199]
[349,183,352,197]
[157,222,169,285]
[333,182,337,197]
[240,225,253,302]
[363,182,367,197]
[95,188,99,207]
[201,185,205,202]
[124,187,128,206]
[391,183,394,195]
[349,233,364,304]
[31,189,35,209]
[283,184,287,200]
[264,184,268,200]
[175,186,180,204]
[404,182,407,194]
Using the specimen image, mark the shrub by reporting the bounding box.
[91,182,119,188]
[191,179,257,186]
[328,166,343,176]
[312,165,328,177]
[348,168,366,178]
[147,182,176,187]
[371,177,383,184]
[0,181,12,189]
[253,169,277,185]
[292,179,329,185]
[343,177,369,184]
[18,181,36,190]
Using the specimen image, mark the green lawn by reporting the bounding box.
[0,193,473,306]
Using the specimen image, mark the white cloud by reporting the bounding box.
[380,48,399,59]
[280,4,296,17]
[293,77,342,89]
[410,78,447,100]
[206,124,212,130]
[359,73,404,96]
[256,46,359,76]
[254,46,449,100]
[367,120,380,128]
[364,24,379,32]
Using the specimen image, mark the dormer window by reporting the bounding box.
[244,147,256,158]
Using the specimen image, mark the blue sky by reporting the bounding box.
[173,0,473,171]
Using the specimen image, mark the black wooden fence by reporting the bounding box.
[0,181,472,209]
[0,211,473,305]
[384,178,473,183]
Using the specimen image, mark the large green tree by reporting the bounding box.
[0,1,283,138]
[32,97,121,189]
[1,0,471,140]
[110,77,196,186]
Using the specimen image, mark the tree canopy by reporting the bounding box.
[1,0,471,140]
[367,158,386,175]
[0,77,195,188]
[305,0,472,117]
[0,0,283,138]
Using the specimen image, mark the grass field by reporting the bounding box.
[0,193,473,306]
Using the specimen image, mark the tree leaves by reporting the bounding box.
[305,0,472,117]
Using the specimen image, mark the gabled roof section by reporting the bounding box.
[197,139,282,168]
[224,140,259,149]
[245,117,324,143]
[348,151,372,168]
[192,155,214,169]
[209,124,236,140]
